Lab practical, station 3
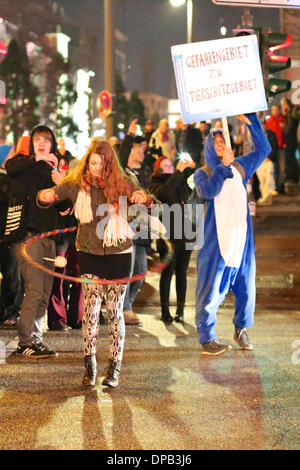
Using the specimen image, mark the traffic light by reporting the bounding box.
[233,27,264,68]
[260,29,292,97]
[233,28,256,37]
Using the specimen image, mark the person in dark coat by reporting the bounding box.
[175,118,203,166]
[119,119,153,325]
[47,155,84,331]
[0,145,24,328]
[143,119,155,144]
[5,125,65,358]
[281,98,300,184]
[150,155,195,324]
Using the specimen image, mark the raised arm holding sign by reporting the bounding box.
[170,35,271,356]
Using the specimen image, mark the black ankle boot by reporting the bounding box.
[161,306,173,324]
[174,306,184,323]
[83,354,97,387]
[102,359,122,388]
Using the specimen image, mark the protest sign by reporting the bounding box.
[171,35,267,123]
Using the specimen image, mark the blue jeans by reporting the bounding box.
[123,244,147,312]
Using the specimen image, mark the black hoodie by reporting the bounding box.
[5,125,62,235]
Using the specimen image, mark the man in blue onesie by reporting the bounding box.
[194,113,271,355]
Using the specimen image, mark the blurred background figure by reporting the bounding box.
[57,138,73,162]
[119,119,153,325]
[15,136,31,156]
[143,119,155,144]
[175,117,202,166]
[266,105,286,193]
[109,136,121,158]
[0,143,24,328]
[47,155,84,331]
[199,121,210,140]
[150,155,195,325]
[149,119,176,162]
[255,119,279,206]
[280,98,300,186]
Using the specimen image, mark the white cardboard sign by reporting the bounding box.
[171,35,268,123]
[213,0,300,8]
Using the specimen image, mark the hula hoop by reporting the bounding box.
[21,226,173,286]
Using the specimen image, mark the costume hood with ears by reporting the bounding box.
[29,125,57,155]
[204,129,225,171]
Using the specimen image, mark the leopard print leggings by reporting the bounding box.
[81,274,126,362]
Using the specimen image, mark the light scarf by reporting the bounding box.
[74,170,104,224]
[74,170,134,247]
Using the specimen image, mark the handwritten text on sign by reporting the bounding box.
[171,35,267,123]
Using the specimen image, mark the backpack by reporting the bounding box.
[0,169,28,244]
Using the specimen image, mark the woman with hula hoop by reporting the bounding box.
[38,139,153,388]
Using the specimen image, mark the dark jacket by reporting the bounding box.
[150,168,195,243]
[5,125,62,236]
[265,129,278,163]
[119,134,152,189]
[119,134,152,246]
[175,126,203,165]
[5,154,62,235]
[283,106,300,147]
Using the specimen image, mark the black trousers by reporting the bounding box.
[285,144,299,184]
[0,243,24,322]
[159,240,192,310]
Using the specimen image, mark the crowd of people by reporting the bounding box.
[0,95,299,386]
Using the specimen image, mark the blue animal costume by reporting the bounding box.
[194,113,271,345]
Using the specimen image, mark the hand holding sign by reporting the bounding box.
[237,114,251,125]
[223,147,235,167]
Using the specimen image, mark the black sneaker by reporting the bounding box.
[15,344,54,358]
[234,328,253,350]
[201,340,232,356]
[33,342,59,357]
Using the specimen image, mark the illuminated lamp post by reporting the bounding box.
[169,0,193,44]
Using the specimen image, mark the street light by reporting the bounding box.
[169,0,193,44]
[220,25,227,36]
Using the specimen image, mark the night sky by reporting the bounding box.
[62,0,280,98]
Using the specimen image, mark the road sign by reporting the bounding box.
[97,90,113,118]
[171,34,267,123]
[213,0,300,8]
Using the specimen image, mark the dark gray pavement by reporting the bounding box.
[0,191,300,450]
